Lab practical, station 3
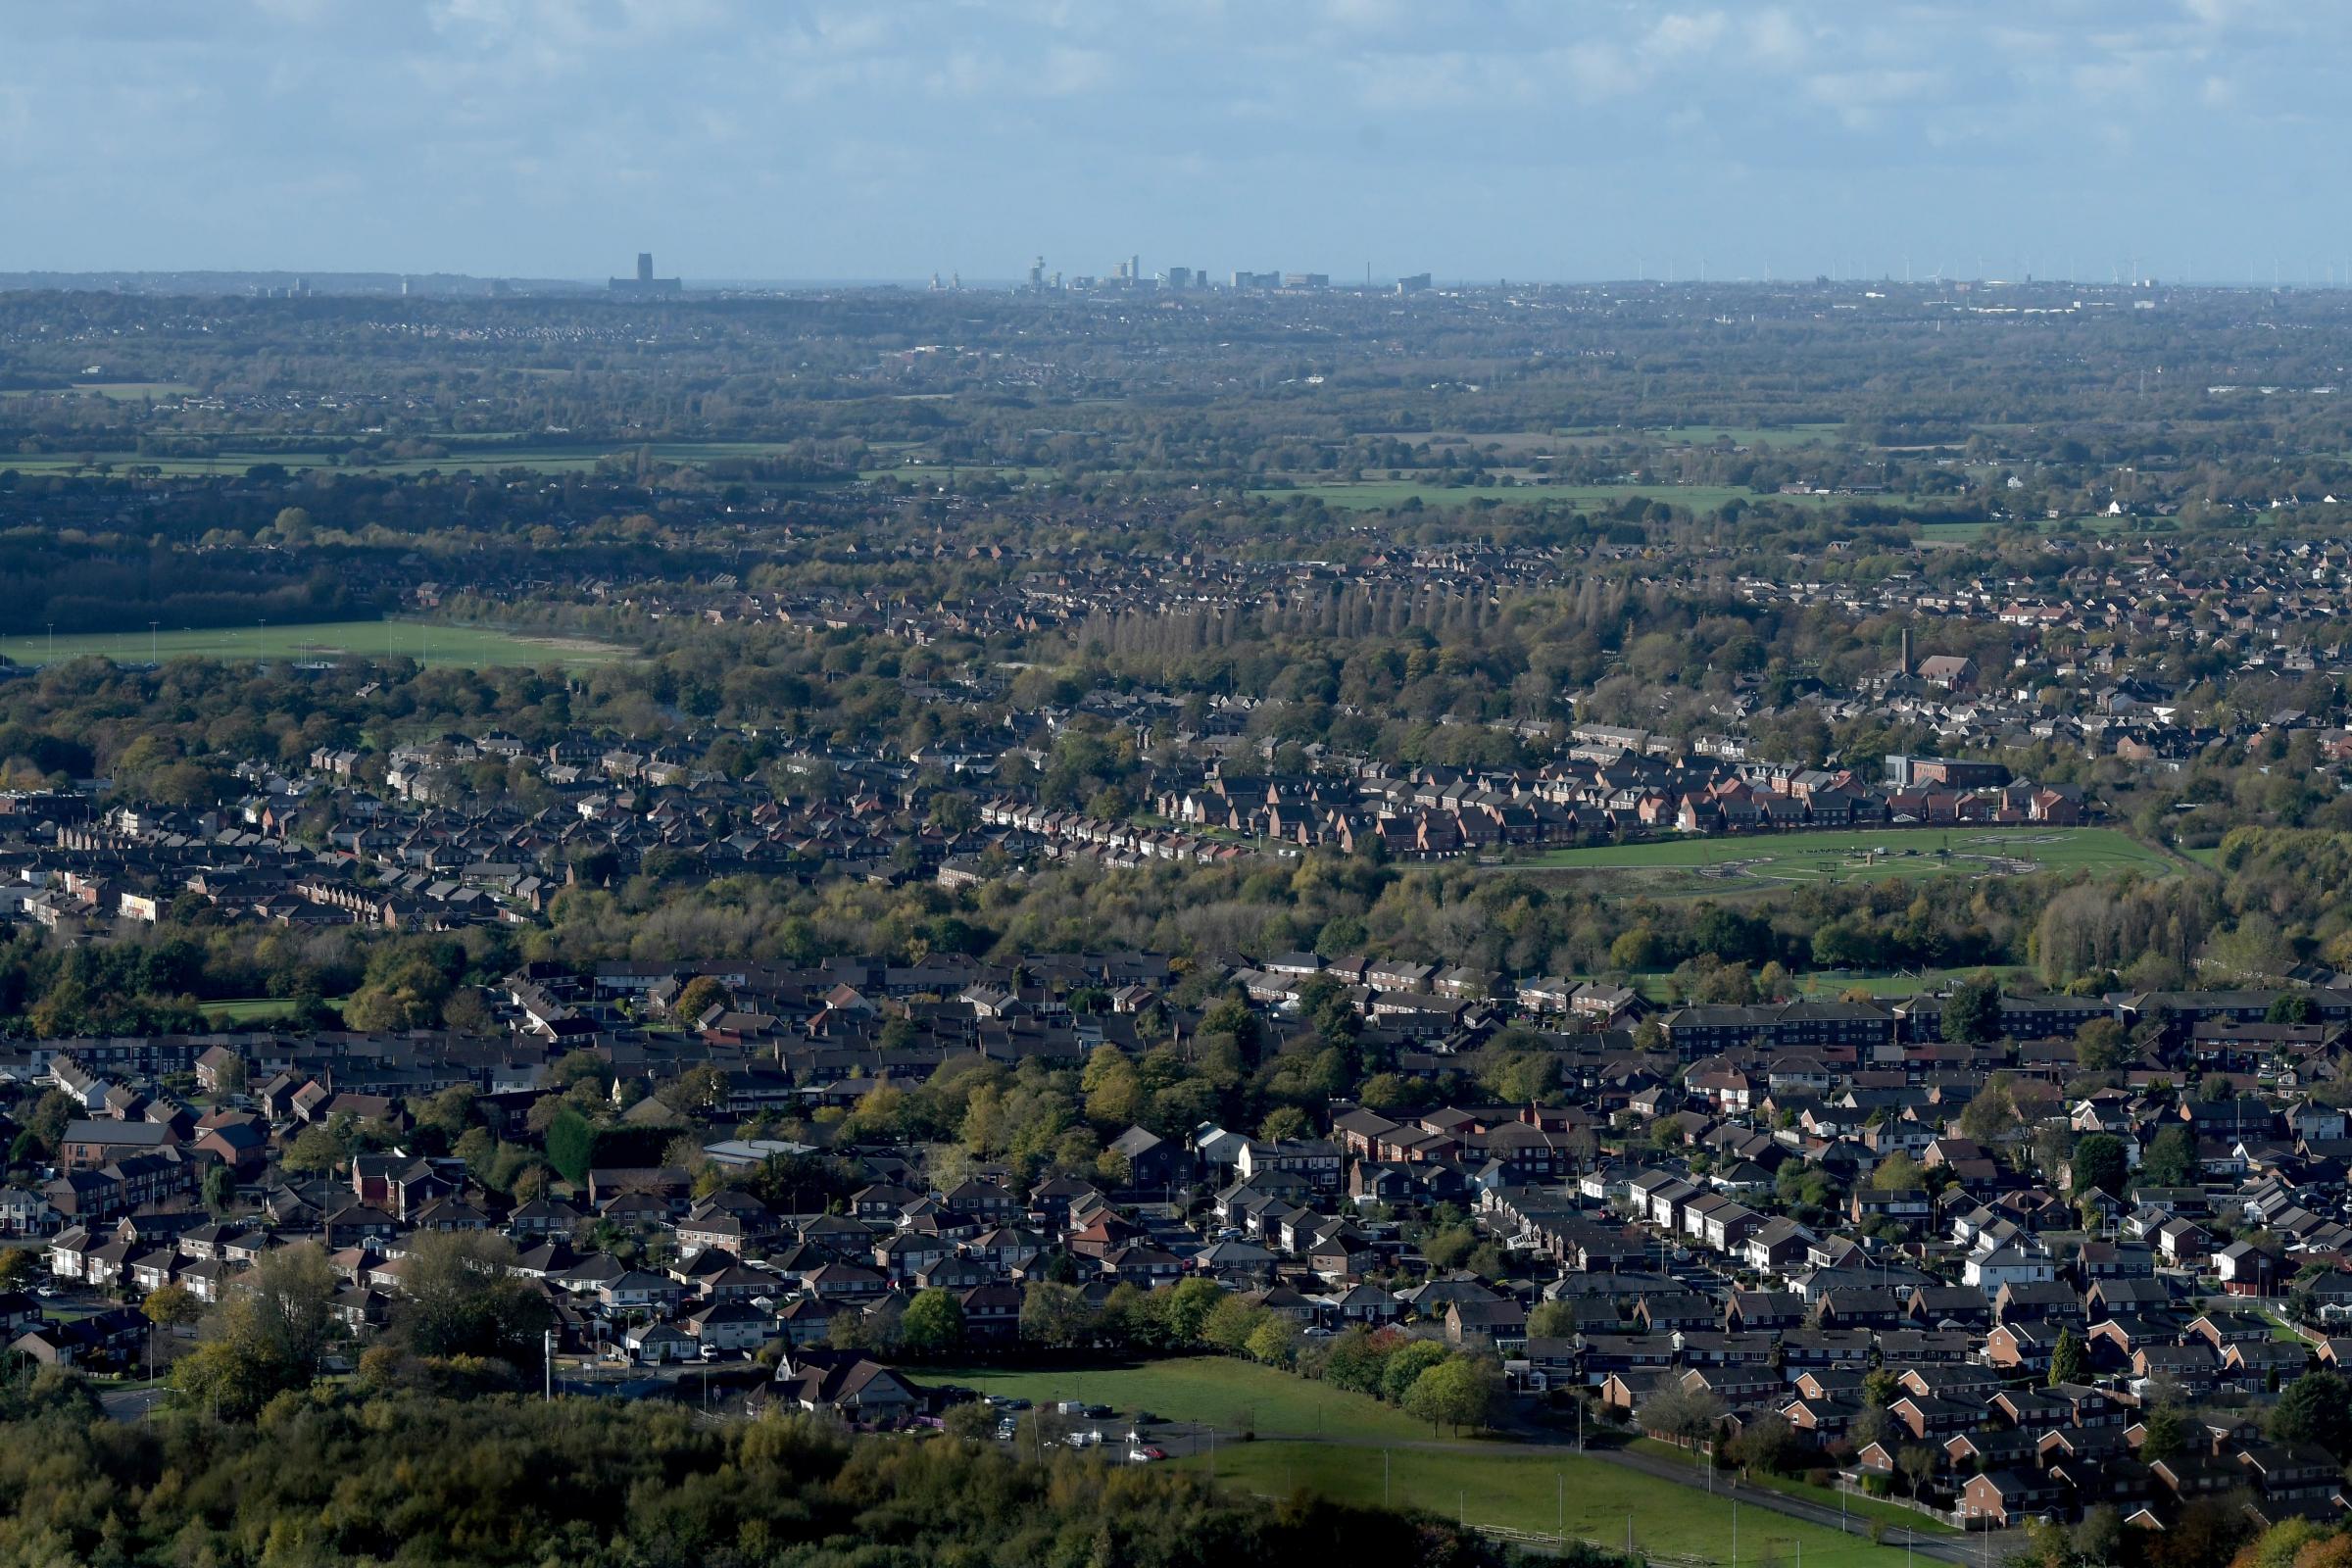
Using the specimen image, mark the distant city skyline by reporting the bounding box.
[8,2,2352,284]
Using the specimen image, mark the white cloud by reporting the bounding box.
[1645,12,1727,58]
[1745,10,1811,70]
[1038,46,1114,96]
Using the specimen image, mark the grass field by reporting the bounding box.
[1500,964,2022,1004]
[1516,827,2180,889]
[1648,424,1844,448]
[1788,966,2027,999]
[0,438,841,480]
[199,995,354,1024]
[10,618,630,669]
[1918,514,2153,544]
[1190,1443,1913,1567]
[0,381,198,402]
[1626,1440,1958,1537]
[1250,479,1911,514]
[912,1357,1429,1442]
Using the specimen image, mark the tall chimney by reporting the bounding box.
[1900,627,1912,677]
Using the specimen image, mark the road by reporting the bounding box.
[97,1386,169,1422]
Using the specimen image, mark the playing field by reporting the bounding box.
[10,618,629,669]
[1516,827,2180,887]
[911,1357,1428,1442]
[1190,1443,1914,1568]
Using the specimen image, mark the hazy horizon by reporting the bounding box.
[7,1,2350,285]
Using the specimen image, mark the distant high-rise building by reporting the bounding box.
[1166,267,1195,289]
[610,251,681,297]
[1027,256,1046,289]
[1396,272,1432,294]
[1282,271,1329,290]
[1231,270,1280,290]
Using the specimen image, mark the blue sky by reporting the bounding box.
[3,0,2343,283]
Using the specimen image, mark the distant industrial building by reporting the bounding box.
[1396,272,1432,294]
[609,252,681,297]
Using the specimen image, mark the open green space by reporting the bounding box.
[1788,966,2026,999]
[1648,424,1844,448]
[9,618,629,669]
[911,1357,1429,1442]
[860,464,1055,486]
[0,438,842,479]
[1515,827,2180,888]
[1188,1443,1913,1567]
[199,994,354,1024]
[0,381,199,402]
[1250,479,1914,514]
[1627,1440,1958,1537]
[1918,514,2154,544]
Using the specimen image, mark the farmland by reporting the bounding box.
[10,618,630,669]
[1513,827,2183,891]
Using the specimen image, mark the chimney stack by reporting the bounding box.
[1899,627,1912,677]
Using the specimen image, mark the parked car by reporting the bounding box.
[1127,1446,1166,1462]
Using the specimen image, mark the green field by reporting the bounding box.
[1918,514,2152,544]
[1647,424,1844,449]
[10,618,629,669]
[1517,827,2180,888]
[199,995,354,1024]
[0,381,198,402]
[912,1357,1429,1442]
[1250,479,1909,514]
[0,438,837,480]
[1191,1443,1912,1568]
[1626,1440,1958,1537]
[1788,966,2027,999]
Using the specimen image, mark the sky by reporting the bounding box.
[3,0,2346,284]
